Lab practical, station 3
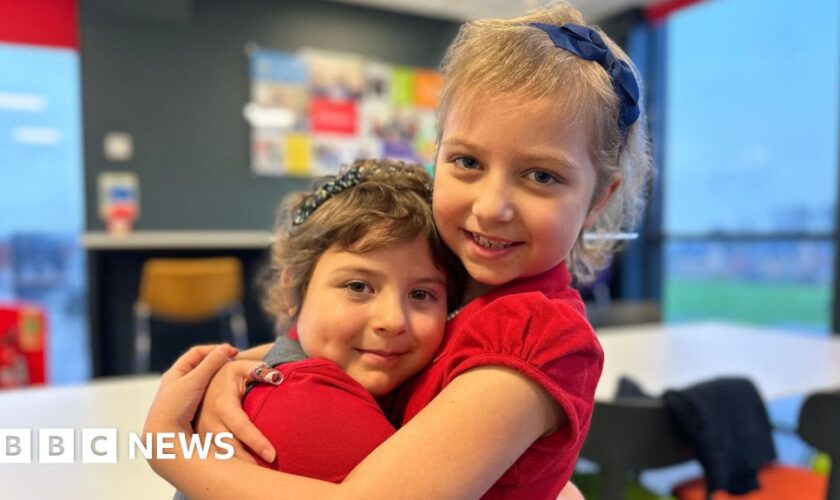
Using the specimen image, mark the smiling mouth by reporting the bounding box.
[355,349,407,358]
[464,230,521,249]
[355,349,408,367]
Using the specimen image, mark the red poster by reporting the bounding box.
[310,99,358,135]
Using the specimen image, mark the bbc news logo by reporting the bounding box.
[0,429,234,463]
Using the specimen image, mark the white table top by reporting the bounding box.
[595,321,840,401]
[0,375,174,500]
[82,230,273,250]
[2,322,838,499]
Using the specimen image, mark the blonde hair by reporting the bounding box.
[265,159,463,322]
[437,0,653,283]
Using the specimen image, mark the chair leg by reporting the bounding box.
[828,456,840,500]
[133,303,151,373]
[598,464,628,500]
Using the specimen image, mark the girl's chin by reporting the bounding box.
[359,377,399,397]
[462,274,506,301]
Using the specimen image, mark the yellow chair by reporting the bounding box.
[134,257,249,373]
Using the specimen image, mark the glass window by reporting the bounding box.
[663,0,839,333]
[0,43,89,382]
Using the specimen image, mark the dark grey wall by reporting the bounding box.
[81,0,460,230]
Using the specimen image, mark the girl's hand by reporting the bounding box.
[144,344,238,436]
[194,358,278,463]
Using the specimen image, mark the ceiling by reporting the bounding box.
[325,0,665,23]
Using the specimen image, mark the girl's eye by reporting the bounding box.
[453,156,480,170]
[527,170,561,185]
[409,289,436,301]
[345,281,372,294]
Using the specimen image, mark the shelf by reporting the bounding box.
[82,230,274,250]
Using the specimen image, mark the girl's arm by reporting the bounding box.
[235,343,273,360]
[148,365,563,500]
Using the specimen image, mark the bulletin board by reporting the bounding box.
[246,47,441,177]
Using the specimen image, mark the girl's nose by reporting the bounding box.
[471,175,514,223]
[373,293,408,336]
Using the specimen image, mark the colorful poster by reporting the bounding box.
[391,67,415,107]
[284,133,313,176]
[310,98,358,135]
[301,49,365,101]
[248,49,311,175]
[246,48,441,177]
[413,70,443,109]
[313,135,382,175]
[413,110,438,167]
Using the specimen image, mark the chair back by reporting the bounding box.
[799,390,840,500]
[580,398,695,500]
[138,257,243,321]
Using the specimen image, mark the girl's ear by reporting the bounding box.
[584,174,622,229]
[279,268,298,317]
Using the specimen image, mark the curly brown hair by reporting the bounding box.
[265,159,464,323]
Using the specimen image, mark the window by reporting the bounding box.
[662,0,839,333]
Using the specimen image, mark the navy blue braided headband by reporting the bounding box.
[529,22,640,136]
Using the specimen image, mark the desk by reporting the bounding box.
[595,321,840,401]
[0,376,173,500]
[84,231,276,376]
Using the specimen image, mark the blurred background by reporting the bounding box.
[0,0,838,498]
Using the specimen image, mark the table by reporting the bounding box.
[3,322,838,499]
[0,376,173,500]
[595,321,840,401]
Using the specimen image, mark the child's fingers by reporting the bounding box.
[195,409,257,465]
[166,344,221,379]
[183,344,238,388]
[219,402,276,463]
[227,437,259,465]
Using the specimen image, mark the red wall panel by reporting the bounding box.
[0,0,77,49]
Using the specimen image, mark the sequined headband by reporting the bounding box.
[291,163,433,227]
[292,166,366,226]
[529,22,641,136]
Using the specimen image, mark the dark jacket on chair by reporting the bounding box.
[663,377,777,495]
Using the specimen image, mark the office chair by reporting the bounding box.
[799,390,840,500]
[579,397,696,500]
[134,257,249,373]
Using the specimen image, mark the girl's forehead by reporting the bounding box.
[441,96,591,149]
[442,91,588,134]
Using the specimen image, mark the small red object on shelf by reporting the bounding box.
[0,303,47,388]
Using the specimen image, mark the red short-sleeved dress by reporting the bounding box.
[388,263,604,498]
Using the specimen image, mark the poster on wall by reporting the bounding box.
[246,47,442,177]
[246,48,311,176]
